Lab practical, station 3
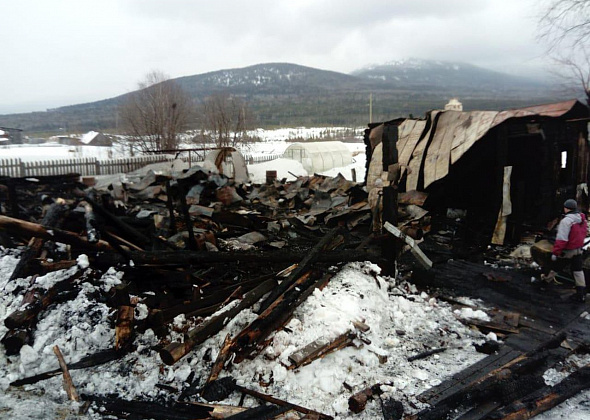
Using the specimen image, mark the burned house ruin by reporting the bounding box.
[365,99,590,245]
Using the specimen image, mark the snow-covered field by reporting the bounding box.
[1,128,590,419]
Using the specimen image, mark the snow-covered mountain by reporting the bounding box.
[351,58,547,91]
[0,60,561,132]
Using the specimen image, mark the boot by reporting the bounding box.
[577,286,586,303]
[569,286,586,303]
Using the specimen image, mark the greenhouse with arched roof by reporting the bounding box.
[282,141,352,174]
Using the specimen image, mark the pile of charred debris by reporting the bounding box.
[0,167,396,419]
[1,165,590,420]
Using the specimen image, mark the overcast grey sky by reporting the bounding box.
[1,0,549,114]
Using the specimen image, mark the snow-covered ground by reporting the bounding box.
[0,252,490,419]
[1,129,590,419]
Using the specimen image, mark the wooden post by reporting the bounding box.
[53,345,79,402]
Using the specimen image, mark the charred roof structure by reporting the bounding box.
[365,99,590,245]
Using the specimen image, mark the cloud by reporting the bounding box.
[1,0,548,114]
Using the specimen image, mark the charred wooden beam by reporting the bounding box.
[201,377,333,420]
[407,347,447,362]
[4,269,85,330]
[257,227,343,313]
[409,333,568,420]
[349,384,384,414]
[115,305,134,351]
[288,330,356,369]
[83,396,214,420]
[85,195,152,248]
[9,202,68,281]
[487,364,590,419]
[224,404,290,419]
[1,329,30,356]
[53,345,79,402]
[160,278,277,365]
[94,248,382,269]
[0,215,114,252]
[11,348,125,386]
[206,334,233,384]
[231,270,319,362]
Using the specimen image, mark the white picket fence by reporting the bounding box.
[0,155,174,178]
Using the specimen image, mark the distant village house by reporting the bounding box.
[0,127,23,145]
[49,131,113,147]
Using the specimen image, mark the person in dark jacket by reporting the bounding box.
[551,199,587,302]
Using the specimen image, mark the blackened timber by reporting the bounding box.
[115,306,134,351]
[224,404,290,420]
[202,378,333,419]
[85,195,152,248]
[160,278,277,365]
[149,276,273,327]
[206,334,233,384]
[97,248,381,267]
[1,329,30,356]
[487,364,590,419]
[231,382,333,420]
[410,333,568,419]
[231,270,320,362]
[288,330,356,369]
[9,202,68,281]
[10,348,125,386]
[0,215,114,252]
[4,268,85,329]
[256,226,342,313]
[84,396,213,420]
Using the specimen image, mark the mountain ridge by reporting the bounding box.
[0,59,565,133]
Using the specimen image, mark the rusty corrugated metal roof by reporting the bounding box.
[392,99,586,190]
[493,99,581,124]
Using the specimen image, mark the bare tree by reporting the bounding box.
[195,93,255,148]
[551,47,590,106]
[538,0,590,50]
[119,71,194,152]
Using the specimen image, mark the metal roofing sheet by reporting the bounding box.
[493,99,580,125]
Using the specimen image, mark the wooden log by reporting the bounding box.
[85,195,152,248]
[1,329,30,356]
[349,384,384,413]
[38,259,78,273]
[288,330,356,369]
[84,396,214,420]
[257,227,344,313]
[111,248,381,266]
[115,305,134,351]
[487,364,590,419]
[408,333,567,420]
[53,345,79,402]
[160,278,277,365]
[383,221,432,270]
[0,215,114,252]
[11,348,125,386]
[201,377,333,420]
[4,269,85,329]
[9,202,68,281]
[206,334,234,384]
[232,383,333,420]
[407,347,447,362]
[224,404,290,419]
[230,270,318,362]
